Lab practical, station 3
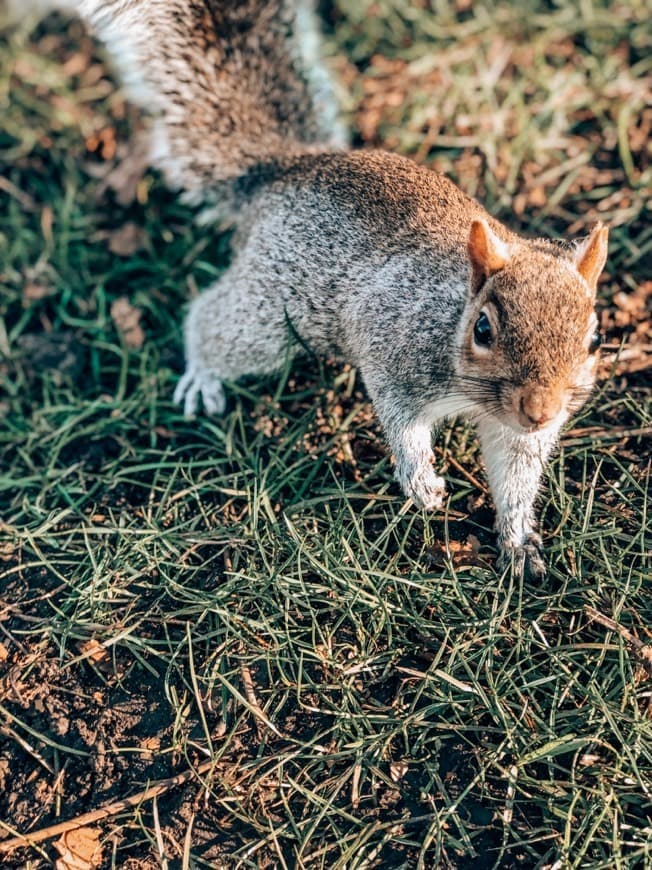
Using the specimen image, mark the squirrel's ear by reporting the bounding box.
[573,222,609,295]
[467,219,510,293]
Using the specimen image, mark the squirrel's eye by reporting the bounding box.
[588,331,602,354]
[473,311,493,348]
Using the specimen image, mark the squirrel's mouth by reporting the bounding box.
[501,405,569,435]
[500,383,569,434]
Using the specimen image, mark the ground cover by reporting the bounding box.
[0,1,650,867]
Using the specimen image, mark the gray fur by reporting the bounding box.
[175,151,604,579]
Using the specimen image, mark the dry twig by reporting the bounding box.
[585,606,652,676]
[0,759,216,856]
[240,662,265,741]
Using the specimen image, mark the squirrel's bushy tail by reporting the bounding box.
[4,0,346,200]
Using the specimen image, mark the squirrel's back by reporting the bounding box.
[9,0,346,199]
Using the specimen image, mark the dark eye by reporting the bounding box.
[473,311,493,348]
[588,331,602,354]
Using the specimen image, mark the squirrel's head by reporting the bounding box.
[456,219,608,434]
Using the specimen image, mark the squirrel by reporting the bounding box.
[4,0,608,578]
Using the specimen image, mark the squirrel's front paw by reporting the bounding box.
[498,533,547,580]
[398,463,447,511]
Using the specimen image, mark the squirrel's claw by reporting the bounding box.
[498,533,547,581]
[174,367,226,418]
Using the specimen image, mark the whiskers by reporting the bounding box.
[451,373,508,422]
[568,383,595,411]
[428,377,507,426]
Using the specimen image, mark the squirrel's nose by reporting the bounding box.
[520,396,550,427]
[517,389,561,429]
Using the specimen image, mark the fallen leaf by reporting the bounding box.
[54,826,102,870]
[579,753,602,766]
[110,297,145,349]
[85,126,117,161]
[107,221,146,256]
[427,536,486,569]
[140,736,161,755]
[62,52,89,77]
[78,639,108,664]
[41,205,54,247]
[90,131,152,206]
[389,760,409,783]
[22,281,55,304]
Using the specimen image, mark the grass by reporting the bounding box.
[0,1,650,868]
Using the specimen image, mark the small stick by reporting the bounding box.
[440,451,489,495]
[0,758,215,855]
[584,606,652,676]
[564,425,652,441]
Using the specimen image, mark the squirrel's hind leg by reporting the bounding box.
[174,272,296,418]
[173,366,226,418]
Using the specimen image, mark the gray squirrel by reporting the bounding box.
[4,0,608,578]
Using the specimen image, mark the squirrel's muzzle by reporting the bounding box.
[514,386,563,430]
